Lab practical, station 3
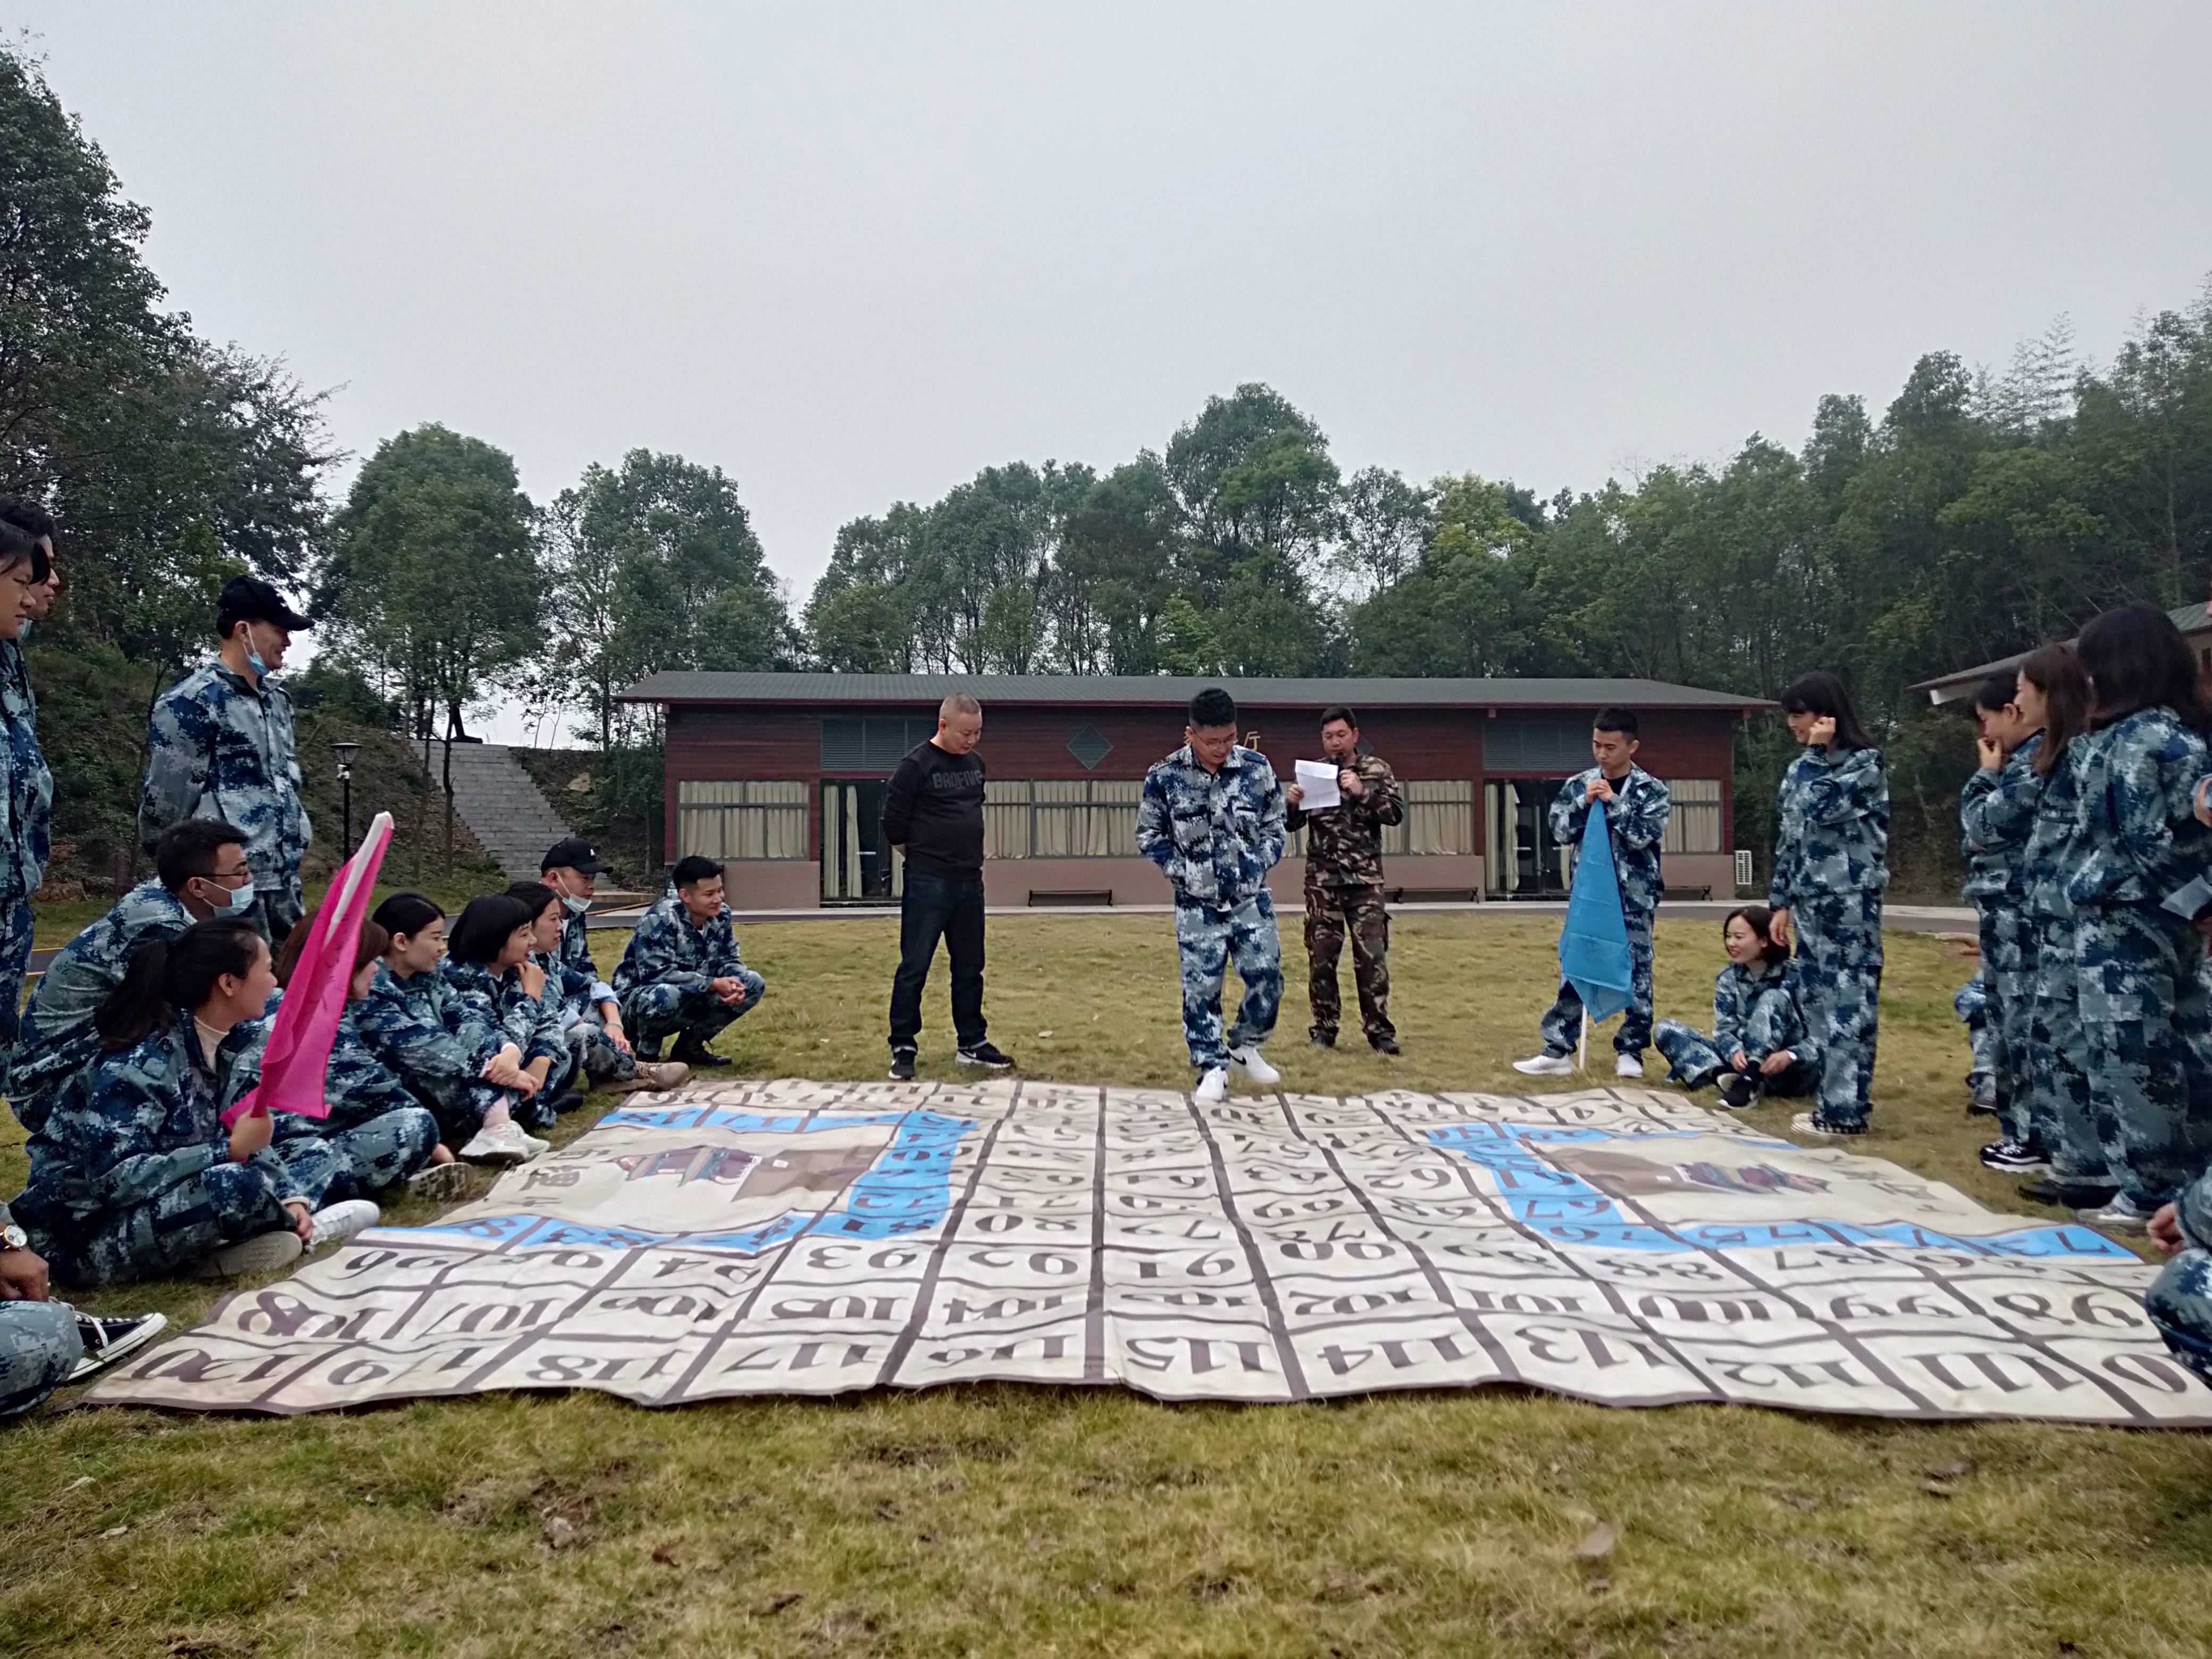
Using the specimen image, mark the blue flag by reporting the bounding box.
[1557,799,1635,1025]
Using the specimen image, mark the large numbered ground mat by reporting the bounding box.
[82,1079,2212,1423]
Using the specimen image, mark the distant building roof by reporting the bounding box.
[619,671,1775,712]
[1904,600,2212,705]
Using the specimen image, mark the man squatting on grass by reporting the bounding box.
[1514,709,1672,1080]
[882,693,1013,1082]
[1137,688,1287,1104]
[1284,705,1404,1054]
[612,857,766,1069]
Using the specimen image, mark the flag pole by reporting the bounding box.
[1578,1008,1588,1074]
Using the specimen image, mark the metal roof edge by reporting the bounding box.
[615,672,1777,710]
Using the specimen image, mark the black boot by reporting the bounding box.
[672,1033,731,1068]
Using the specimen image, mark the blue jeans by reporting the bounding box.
[889,869,986,1053]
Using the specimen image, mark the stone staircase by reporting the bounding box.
[422,741,577,886]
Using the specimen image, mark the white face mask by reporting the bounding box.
[560,892,591,915]
[240,624,275,680]
[201,877,255,917]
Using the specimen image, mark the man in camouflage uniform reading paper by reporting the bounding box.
[1284,705,1403,1052]
[1136,688,1287,1104]
[138,575,312,942]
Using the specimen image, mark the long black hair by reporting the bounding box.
[2018,642,2092,778]
[1778,672,1875,750]
[95,917,266,1051]
[2077,601,2212,734]
[446,894,534,966]
[1722,905,1790,969]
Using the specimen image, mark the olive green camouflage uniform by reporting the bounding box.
[1285,752,1402,1046]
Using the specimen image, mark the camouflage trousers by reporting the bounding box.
[404,1074,518,1146]
[566,1012,639,1087]
[244,885,305,948]
[0,894,33,1066]
[2075,903,2212,1208]
[2144,1248,2212,1386]
[623,971,765,1057]
[1175,892,1282,1071]
[35,1145,338,1288]
[0,1301,80,1420]
[1976,905,2037,1145]
[1304,882,1393,1045]
[1540,906,1654,1058]
[1653,1011,1816,1097]
[1955,965,1995,1093]
[322,1106,440,1199]
[1790,891,1881,1128]
[2024,916,2110,1182]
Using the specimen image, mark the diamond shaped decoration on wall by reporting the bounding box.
[1067,725,1113,772]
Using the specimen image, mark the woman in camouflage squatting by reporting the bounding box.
[1765,673,1888,1137]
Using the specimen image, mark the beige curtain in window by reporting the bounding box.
[1661,779,1722,854]
[984,780,1033,859]
[1396,780,1474,856]
[1024,780,1142,857]
[677,781,808,860]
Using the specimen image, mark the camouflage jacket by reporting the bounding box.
[229,987,421,1134]
[352,962,510,1094]
[550,905,615,1014]
[1285,752,1403,887]
[2020,739,2090,923]
[1136,744,1286,909]
[1710,958,1821,1074]
[2064,707,2212,912]
[1550,766,1671,916]
[441,959,566,1067]
[1958,734,2042,907]
[613,895,747,1001]
[1767,744,1889,908]
[13,1015,319,1226]
[10,880,194,1134]
[138,659,311,893]
[0,638,52,899]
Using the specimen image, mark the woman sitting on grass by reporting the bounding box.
[251,909,471,1205]
[440,894,581,1120]
[356,893,545,1168]
[1653,906,1821,1109]
[9,918,378,1285]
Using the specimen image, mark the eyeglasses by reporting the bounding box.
[203,866,254,889]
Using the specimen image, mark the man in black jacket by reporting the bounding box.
[882,693,1012,1080]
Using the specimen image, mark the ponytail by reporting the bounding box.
[95,917,265,1051]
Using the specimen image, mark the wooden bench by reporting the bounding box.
[1387,886,1480,904]
[1664,884,1713,901]
[1029,889,1113,907]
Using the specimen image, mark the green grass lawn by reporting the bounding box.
[5,913,2210,1658]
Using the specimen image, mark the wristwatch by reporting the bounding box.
[1,1224,28,1253]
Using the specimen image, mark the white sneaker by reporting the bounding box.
[1228,1045,1280,1087]
[1512,1052,1575,1076]
[191,1229,304,1279]
[1615,1053,1645,1079]
[520,1130,550,1157]
[1193,1066,1229,1103]
[459,1122,534,1166]
[307,1200,380,1252]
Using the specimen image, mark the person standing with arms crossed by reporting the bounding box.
[882,694,1012,1082]
[1284,706,1403,1053]
[139,575,313,944]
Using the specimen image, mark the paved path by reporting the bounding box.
[423,740,576,886]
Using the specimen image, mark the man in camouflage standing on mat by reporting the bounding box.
[1285,706,1404,1054]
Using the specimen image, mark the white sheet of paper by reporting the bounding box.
[2164,873,2212,920]
[1294,759,1341,810]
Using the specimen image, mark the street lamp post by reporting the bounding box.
[332,741,360,851]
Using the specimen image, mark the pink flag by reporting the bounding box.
[229,811,393,1124]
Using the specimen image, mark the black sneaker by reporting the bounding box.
[2018,1177,2117,1208]
[66,1311,168,1384]
[1716,1073,1762,1109]
[545,1088,586,1116]
[1369,1036,1401,1055]
[1310,1031,1337,1049]
[956,1042,1015,1070]
[1978,1139,2049,1175]
[887,1050,916,1082]
[672,1034,732,1068]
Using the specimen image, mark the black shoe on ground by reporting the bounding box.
[1716,1073,1762,1110]
[546,1088,586,1116]
[888,1050,917,1082]
[1978,1138,2049,1175]
[1370,1036,1401,1055]
[67,1311,168,1384]
[1310,1032,1337,1049]
[957,1042,1015,1070]
[2018,1177,2117,1208]
[671,1034,732,1068]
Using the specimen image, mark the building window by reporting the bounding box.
[981,779,1143,858]
[1387,780,1476,856]
[820,716,936,773]
[1067,726,1113,771]
[677,781,809,860]
[1485,717,1594,772]
[1662,778,1722,853]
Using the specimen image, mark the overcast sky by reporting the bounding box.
[16,4,2212,733]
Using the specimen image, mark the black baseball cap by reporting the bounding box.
[541,837,609,875]
[216,574,310,634]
